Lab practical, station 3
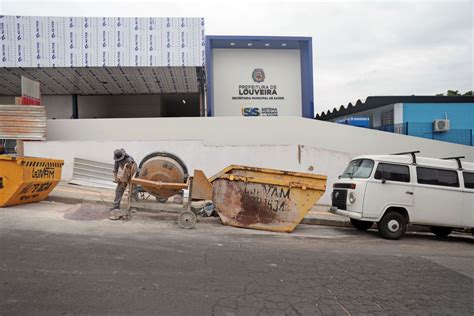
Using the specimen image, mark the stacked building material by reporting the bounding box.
[0,104,46,140]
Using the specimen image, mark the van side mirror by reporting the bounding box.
[338,175,342,179]
[381,178,386,184]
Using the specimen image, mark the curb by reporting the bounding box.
[47,195,184,213]
[301,217,351,228]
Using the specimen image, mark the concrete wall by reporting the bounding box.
[0,94,162,119]
[78,95,162,118]
[0,96,15,104]
[24,117,474,204]
[43,95,73,119]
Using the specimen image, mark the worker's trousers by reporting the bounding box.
[112,162,139,209]
[112,182,139,209]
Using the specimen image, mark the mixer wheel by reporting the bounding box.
[178,210,197,229]
[155,196,168,203]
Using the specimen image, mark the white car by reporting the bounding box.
[329,152,474,239]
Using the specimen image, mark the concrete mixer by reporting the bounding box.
[137,152,189,202]
[122,152,212,228]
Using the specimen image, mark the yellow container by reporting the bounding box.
[210,165,327,233]
[0,155,64,207]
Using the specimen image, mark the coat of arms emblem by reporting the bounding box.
[252,68,265,83]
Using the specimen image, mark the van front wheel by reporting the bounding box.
[430,226,453,238]
[378,212,407,240]
[350,218,374,231]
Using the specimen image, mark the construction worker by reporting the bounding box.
[111,148,138,210]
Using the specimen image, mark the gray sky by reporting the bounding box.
[1,0,473,114]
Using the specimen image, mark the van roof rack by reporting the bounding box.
[441,156,465,170]
[391,150,420,164]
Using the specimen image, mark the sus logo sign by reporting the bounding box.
[242,107,260,116]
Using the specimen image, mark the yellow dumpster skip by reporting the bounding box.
[209,165,327,233]
[0,155,64,207]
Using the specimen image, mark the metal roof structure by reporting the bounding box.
[0,67,200,95]
[316,96,474,121]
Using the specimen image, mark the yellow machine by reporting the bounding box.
[0,155,64,207]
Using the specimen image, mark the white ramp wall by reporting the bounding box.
[24,117,474,204]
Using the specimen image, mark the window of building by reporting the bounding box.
[416,167,459,187]
[463,172,474,189]
[374,163,410,182]
[381,110,394,126]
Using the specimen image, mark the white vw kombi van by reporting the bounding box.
[329,152,474,239]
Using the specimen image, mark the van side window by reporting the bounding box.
[374,163,410,182]
[463,172,474,189]
[417,167,459,187]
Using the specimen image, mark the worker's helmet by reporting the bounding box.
[113,148,126,161]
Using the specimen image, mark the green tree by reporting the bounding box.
[446,90,461,96]
[435,90,472,96]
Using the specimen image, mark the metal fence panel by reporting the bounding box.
[70,158,117,189]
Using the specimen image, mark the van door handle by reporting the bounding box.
[406,191,413,195]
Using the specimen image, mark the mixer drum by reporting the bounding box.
[138,152,188,199]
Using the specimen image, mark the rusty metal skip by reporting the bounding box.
[209,165,327,233]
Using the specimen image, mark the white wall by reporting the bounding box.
[24,117,474,205]
[212,49,302,116]
[393,103,404,125]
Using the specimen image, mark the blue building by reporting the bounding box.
[316,96,474,146]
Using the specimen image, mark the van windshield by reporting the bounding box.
[341,159,374,179]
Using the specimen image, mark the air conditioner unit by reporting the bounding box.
[433,119,450,132]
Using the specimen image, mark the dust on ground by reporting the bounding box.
[64,203,110,221]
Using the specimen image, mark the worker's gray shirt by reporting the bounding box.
[114,155,135,173]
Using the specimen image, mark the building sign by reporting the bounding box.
[236,69,281,116]
[212,48,302,117]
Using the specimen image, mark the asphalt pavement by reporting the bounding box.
[1,202,473,315]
